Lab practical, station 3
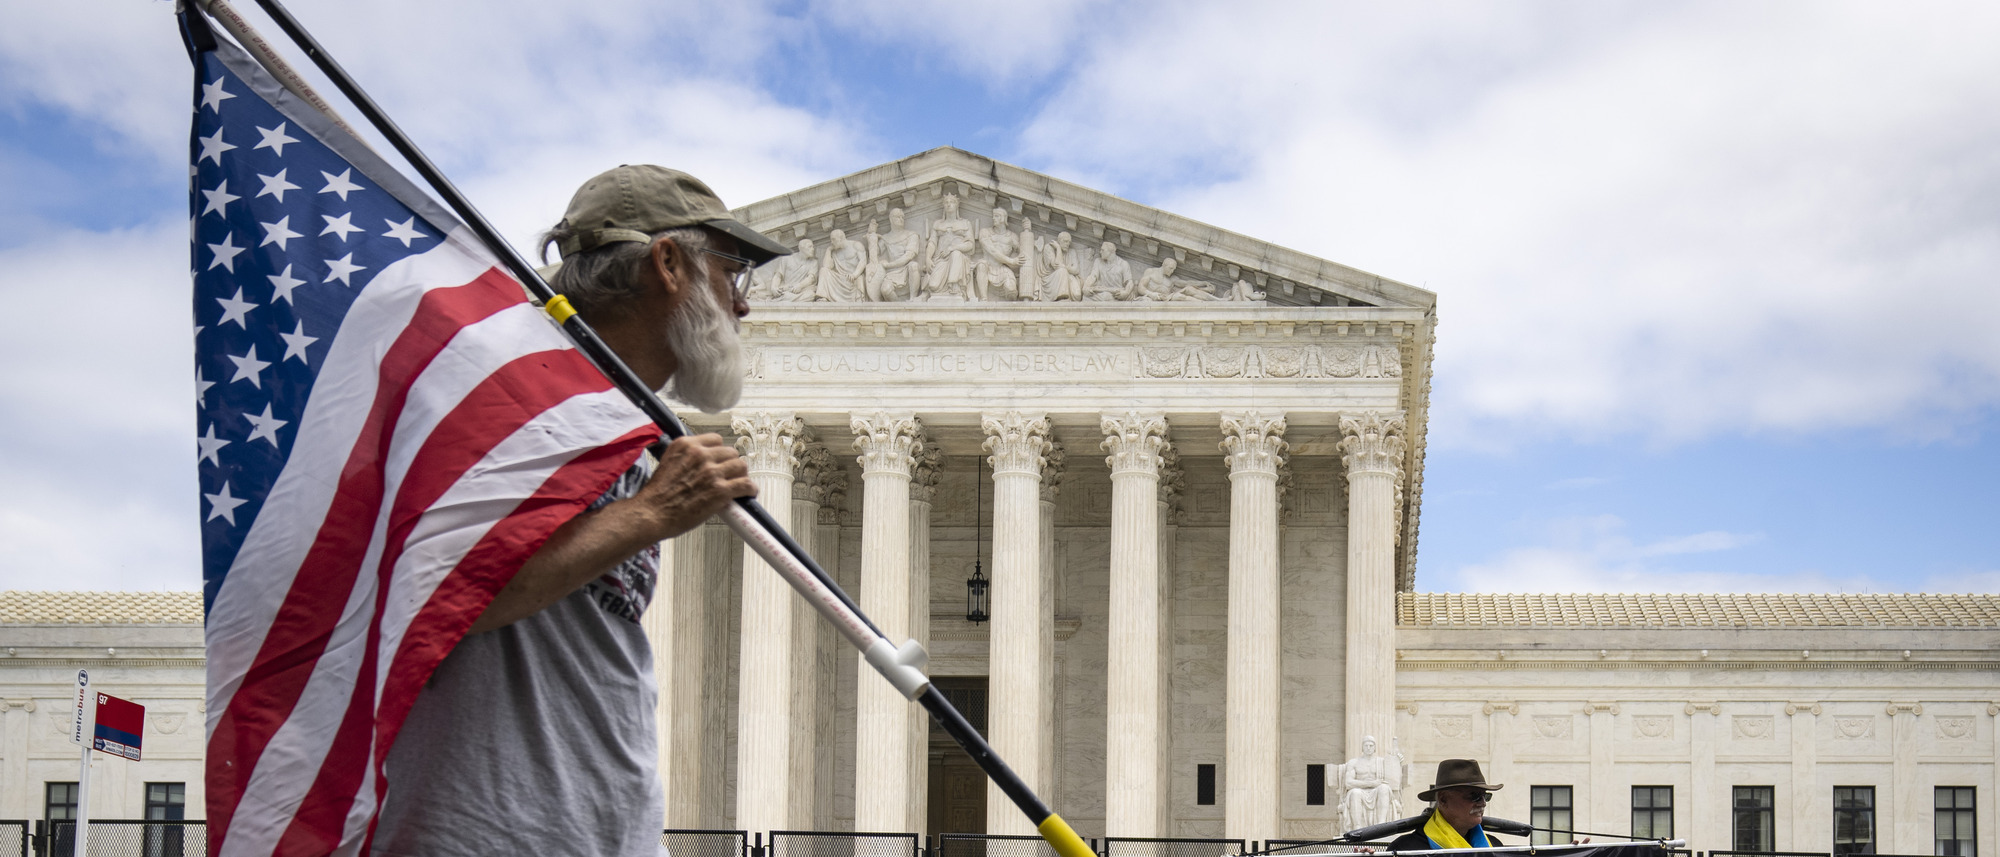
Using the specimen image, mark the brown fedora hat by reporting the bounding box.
[1418,759,1504,802]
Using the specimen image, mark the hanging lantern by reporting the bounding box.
[966,562,989,624]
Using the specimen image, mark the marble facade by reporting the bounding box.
[2,151,1995,855]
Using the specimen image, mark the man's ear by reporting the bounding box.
[646,236,687,300]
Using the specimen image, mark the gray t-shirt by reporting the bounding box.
[373,461,663,857]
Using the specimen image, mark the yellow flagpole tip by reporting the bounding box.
[1036,814,1095,857]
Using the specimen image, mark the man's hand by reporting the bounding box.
[468,433,755,634]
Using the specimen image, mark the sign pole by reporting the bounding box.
[69,670,92,857]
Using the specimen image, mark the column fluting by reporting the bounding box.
[851,412,923,833]
[1339,411,1404,759]
[1102,412,1169,836]
[983,411,1051,835]
[1222,411,1287,842]
[733,411,806,834]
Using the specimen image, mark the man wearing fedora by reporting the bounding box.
[1387,759,1507,851]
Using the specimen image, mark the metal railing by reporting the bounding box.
[1104,836,1247,857]
[664,828,752,857]
[938,832,1108,857]
[770,830,922,857]
[1260,838,1376,855]
[1707,851,1831,857]
[41,821,206,857]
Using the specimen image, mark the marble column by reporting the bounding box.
[787,442,833,828]
[907,441,942,833]
[1156,447,1184,837]
[734,412,806,834]
[1889,702,1922,853]
[1102,412,1170,836]
[984,412,1052,835]
[654,520,735,827]
[2,699,33,819]
[1039,442,1065,812]
[852,412,923,833]
[815,471,850,830]
[1339,412,1404,757]
[1587,702,1618,837]
[1687,703,1719,849]
[1786,702,1821,851]
[1221,411,1286,842]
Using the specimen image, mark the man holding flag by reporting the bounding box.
[186,9,791,854]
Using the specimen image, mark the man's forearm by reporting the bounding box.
[468,498,663,634]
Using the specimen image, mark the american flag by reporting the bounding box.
[188,30,658,857]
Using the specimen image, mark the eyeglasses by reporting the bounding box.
[1453,790,1493,804]
[701,247,757,302]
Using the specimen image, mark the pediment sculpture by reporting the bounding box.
[749,192,1271,305]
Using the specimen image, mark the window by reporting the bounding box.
[1197,764,1216,806]
[1307,764,1327,806]
[1531,786,1575,845]
[145,783,186,820]
[1632,786,1674,840]
[1937,787,1976,857]
[44,782,78,823]
[144,783,188,857]
[1834,787,1876,856]
[1734,786,1775,852]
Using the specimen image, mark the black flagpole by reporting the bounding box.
[185,2,1093,854]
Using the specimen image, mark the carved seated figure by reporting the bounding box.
[974,207,1026,301]
[1037,231,1084,301]
[1229,278,1266,302]
[818,228,867,302]
[923,193,976,299]
[1082,241,1133,301]
[760,237,821,302]
[1337,736,1408,834]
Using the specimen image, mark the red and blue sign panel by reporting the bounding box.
[92,693,144,761]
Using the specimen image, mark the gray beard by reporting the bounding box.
[663,274,745,413]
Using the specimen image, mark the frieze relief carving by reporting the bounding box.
[1532,716,1572,740]
[1834,717,1876,740]
[1431,715,1472,739]
[1137,344,1400,380]
[750,188,1276,305]
[1633,715,1674,740]
[150,711,187,735]
[1732,715,1773,740]
[1936,716,1975,741]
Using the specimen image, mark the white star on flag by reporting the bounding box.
[207,233,246,272]
[320,168,363,201]
[280,321,319,364]
[227,344,272,388]
[198,423,232,466]
[382,217,427,247]
[254,123,299,156]
[268,264,306,304]
[195,366,215,404]
[198,127,236,165]
[245,403,289,447]
[205,481,249,525]
[201,180,240,217]
[200,78,236,113]
[320,212,363,241]
[257,169,301,202]
[324,253,366,285]
[216,287,257,328]
[260,215,303,250]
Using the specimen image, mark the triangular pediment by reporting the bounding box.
[732,147,1435,310]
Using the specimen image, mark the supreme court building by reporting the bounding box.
[0,149,1994,855]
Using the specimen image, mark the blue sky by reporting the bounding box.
[1,1,1996,594]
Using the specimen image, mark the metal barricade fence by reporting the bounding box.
[1261,838,1374,856]
[0,823,23,857]
[938,832,1103,857]
[1104,836,1247,857]
[770,830,922,857]
[43,821,206,857]
[663,829,751,857]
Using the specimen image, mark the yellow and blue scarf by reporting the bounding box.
[1424,810,1491,849]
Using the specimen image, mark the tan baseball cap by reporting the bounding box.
[553,164,791,264]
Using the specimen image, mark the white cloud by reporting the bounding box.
[1014,2,2000,447]
[1431,514,1880,594]
[806,0,1120,82]
[1921,569,2000,594]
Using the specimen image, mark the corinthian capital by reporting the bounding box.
[1338,411,1407,479]
[1220,411,1288,477]
[732,411,807,478]
[981,411,1051,477]
[1101,412,1169,477]
[911,440,944,503]
[851,412,924,477]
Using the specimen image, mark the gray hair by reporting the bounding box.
[537,223,710,317]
